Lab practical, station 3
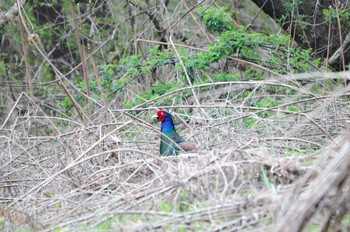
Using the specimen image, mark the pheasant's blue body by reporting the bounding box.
[160,113,176,132]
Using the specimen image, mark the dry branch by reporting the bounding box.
[273,133,350,231]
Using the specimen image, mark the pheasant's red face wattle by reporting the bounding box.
[156,109,166,122]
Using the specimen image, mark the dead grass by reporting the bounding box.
[1,73,350,231]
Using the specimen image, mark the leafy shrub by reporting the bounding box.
[58,8,321,114]
[198,7,235,33]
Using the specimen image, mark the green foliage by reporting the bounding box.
[56,7,320,114]
[0,60,6,75]
[323,8,350,22]
[159,201,173,213]
[44,191,55,197]
[244,117,256,128]
[253,96,279,117]
[244,69,264,80]
[93,218,115,231]
[287,105,298,112]
[284,142,305,157]
[198,7,235,33]
[59,96,73,111]
[256,96,279,108]
[159,190,193,213]
[116,213,143,224]
[119,54,143,76]
[305,224,321,232]
[260,165,274,190]
[209,28,319,73]
[211,72,240,82]
[152,81,182,95]
[55,201,61,208]
[342,214,350,227]
[284,0,303,15]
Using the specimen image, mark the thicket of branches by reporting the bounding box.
[1,0,350,231]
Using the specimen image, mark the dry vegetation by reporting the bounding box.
[1,72,350,231]
[1,0,350,231]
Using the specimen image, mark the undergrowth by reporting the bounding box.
[59,7,320,113]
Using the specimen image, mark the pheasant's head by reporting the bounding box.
[155,109,167,122]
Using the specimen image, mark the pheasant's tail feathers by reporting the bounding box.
[179,142,199,152]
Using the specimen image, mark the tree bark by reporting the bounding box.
[251,0,350,70]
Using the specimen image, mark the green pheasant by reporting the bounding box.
[154,109,198,156]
